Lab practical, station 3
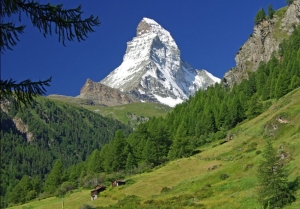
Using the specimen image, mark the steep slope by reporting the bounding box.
[99,18,220,107]
[11,87,300,209]
[0,97,132,199]
[224,1,300,86]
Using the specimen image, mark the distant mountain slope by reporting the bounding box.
[80,102,172,128]
[47,95,172,128]
[0,97,132,197]
[99,18,220,107]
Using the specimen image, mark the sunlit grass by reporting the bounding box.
[10,88,300,209]
[48,96,172,127]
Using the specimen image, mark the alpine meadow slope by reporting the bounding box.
[8,87,300,209]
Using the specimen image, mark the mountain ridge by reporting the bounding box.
[224,0,300,87]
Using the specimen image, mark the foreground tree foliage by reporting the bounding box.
[257,140,295,208]
[0,0,100,109]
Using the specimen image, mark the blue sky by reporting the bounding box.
[2,0,286,97]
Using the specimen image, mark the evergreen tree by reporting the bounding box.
[275,72,290,99]
[148,120,171,163]
[8,175,32,204]
[286,0,294,5]
[268,4,275,19]
[246,94,263,119]
[257,140,295,208]
[290,75,300,89]
[87,149,102,174]
[168,123,196,160]
[68,163,84,183]
[99,143,114,173]
[202,110,217,135]
[44,159,64,194]
[126,152,137,174]
[254,8,266,25]
[143,139,158,166]
[127,123,149,161]
[111,130,128,172]
[32,175,43,194]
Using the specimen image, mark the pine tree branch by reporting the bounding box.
[16,1,100,45]
[0,22,25,51]
[0,0,100,50]
[0,77,52,109]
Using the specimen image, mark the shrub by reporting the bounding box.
[124,178,136,186]
[61,181,76,192]
[161,187,172,193]
[256,150,262,155]
[243,163,254,172]
[220,173,229,180]
[79,204,94,209]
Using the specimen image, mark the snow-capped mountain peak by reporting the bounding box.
[100,17,220,107]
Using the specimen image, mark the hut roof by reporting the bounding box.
[91,185,106,192]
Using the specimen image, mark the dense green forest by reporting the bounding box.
[2,13,300,209]
[0,98,132,205]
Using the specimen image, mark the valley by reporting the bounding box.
[8,87,300,209]
[1,1,300,209]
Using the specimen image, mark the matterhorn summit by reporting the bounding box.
[100,17,220,107]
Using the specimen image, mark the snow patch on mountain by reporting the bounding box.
[154,94,183,107]
[205,70,221,83]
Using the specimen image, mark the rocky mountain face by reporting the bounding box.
[77,78,138,106]
[224,0,300,87]
[98,18,220,107]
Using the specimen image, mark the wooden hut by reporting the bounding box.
[91,185,106,200]
[112,180,126,187]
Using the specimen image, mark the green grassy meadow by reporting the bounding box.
[10,87,300,209]
[48,96,172,127]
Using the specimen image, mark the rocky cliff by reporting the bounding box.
[77,78,138,106]
[224,0,300,87]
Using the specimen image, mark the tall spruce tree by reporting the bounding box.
[268,4,275,19]
[111,130,128,172]
[254,8,266,25]
[87,149,102,174]
[8,175,32,204]
[126,152,137,174]
[257,140,295,208]
[44,159,64,194]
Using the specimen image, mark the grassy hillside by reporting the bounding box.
[0,96,133,204]
[11,87,300,209]
[48,96,172,127]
